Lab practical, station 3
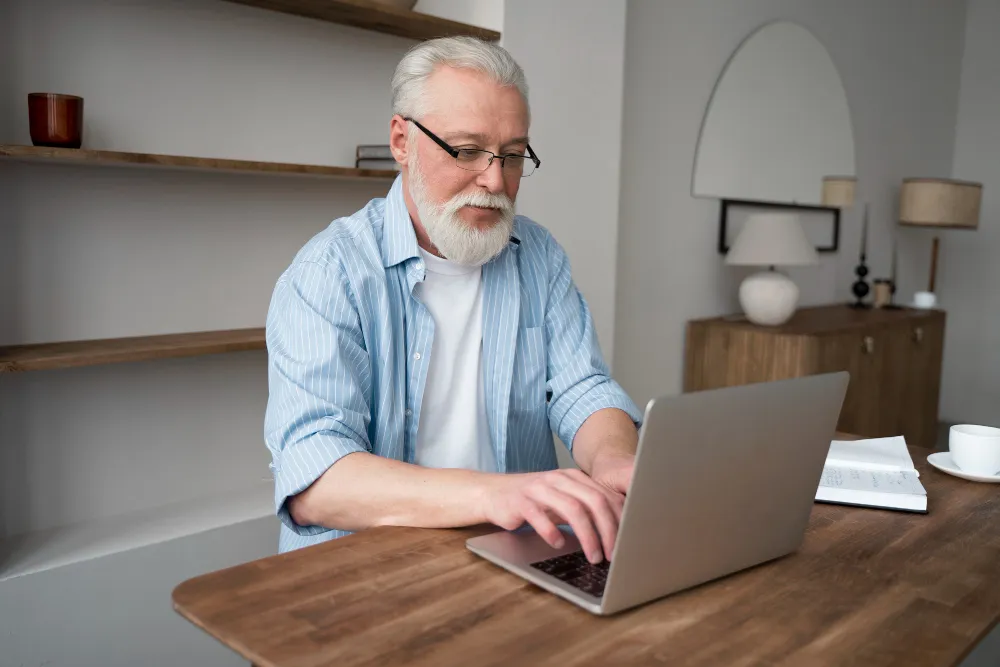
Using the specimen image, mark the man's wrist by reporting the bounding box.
[590,447,635,475]
[571,408,639,474]
[471,471,509,525]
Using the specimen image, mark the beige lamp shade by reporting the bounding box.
[899,178,982,229]
[822,176,856,208]
[725,212,819,267]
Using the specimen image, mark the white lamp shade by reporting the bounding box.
[725,212,820,267]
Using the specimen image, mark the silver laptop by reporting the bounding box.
[466,371,849,615]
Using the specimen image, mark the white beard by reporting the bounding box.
[408,151,516,267]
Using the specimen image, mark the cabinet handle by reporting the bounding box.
[913,326,924,343]
[862,336,875,354]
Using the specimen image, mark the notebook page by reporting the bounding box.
[819,465,925,496]
[826,437,917,473]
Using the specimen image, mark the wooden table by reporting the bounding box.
[173,446,1000,667]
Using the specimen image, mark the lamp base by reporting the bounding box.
[738,270,800,326]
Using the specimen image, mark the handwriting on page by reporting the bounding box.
[820,466,924,495]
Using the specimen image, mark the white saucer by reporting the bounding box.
[927,452,1000,483]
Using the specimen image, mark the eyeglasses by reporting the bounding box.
[404,117,540,177]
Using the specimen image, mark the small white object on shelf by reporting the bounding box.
[815,436,927,512]
[725,212,819,326]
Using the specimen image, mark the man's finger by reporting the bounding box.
[558,470,625,536]
[552,474,619,561]
[521,502,565,549]
[532,485,604,563]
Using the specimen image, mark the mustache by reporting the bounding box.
[442,190,515,215]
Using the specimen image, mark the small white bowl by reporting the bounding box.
[912,291,937,309]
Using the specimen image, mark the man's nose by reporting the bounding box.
[476,157,507,194]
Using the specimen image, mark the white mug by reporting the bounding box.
[949,424,1000,477]
[913,291,937,309]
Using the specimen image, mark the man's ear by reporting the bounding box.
[389,115,411,167]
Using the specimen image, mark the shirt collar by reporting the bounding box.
[381,176,421,269]
[379,175,522,268]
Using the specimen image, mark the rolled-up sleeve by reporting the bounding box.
[543,237,643,450]
[264,259,372,536]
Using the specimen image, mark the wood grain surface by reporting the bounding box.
[0,145,399,180]
[684,305,946,449]
[173,445,1000,667]
[686,303,946,336]
[0,328,265,372]
[223,0,502,42]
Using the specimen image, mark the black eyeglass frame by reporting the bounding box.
[403,117,541,175]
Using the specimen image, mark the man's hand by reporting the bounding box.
[589,451,636,495]
[479,469,625,564]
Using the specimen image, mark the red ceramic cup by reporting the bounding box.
[28,93,84,149]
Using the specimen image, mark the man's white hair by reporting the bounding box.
[391,36,529,121]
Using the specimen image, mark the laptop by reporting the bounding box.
[466,371,849,615]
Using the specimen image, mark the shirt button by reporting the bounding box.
[413,352,422,360]
[415,262,423,271]
[405,408,413,417]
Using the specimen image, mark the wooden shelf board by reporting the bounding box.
[0,144,399,180]
[0,484,274,582]
[0,328,266,373]
[223,0,501,41]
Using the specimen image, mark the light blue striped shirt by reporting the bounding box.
[264,176,642,553]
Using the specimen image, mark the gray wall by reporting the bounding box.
[502,0,628,357]
[0,0,14,348]
[0,0,12,145]
[938,0,1000,427]
[613,0,966,410]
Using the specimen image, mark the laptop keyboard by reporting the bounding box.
[529,551,610,598]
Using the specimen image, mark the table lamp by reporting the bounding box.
[899,178,982,308]
[725,212,819,326]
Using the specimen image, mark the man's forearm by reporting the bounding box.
[288,451,503,532]
[571,408,639,475]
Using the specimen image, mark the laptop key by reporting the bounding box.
[530,551,609,597]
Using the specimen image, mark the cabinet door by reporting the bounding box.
[902,317,945,449]
[684,325,814,391]
[876,323,915,439]
[817,331,884,437]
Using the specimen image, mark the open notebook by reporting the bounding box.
[815,436,927,513]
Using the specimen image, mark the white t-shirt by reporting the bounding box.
[412,248,497,472]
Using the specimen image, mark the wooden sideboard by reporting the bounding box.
[684,304,946,449]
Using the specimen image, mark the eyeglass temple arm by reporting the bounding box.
[526,144,540,167]
[402,117,459,158]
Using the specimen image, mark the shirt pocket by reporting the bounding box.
[511,326,547,414]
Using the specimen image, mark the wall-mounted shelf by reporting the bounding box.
[0,328,266,373]
[0,483,273,582]
[224,0,501,41]
[0,145,400,180]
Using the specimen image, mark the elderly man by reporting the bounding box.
[264,36,641,565]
